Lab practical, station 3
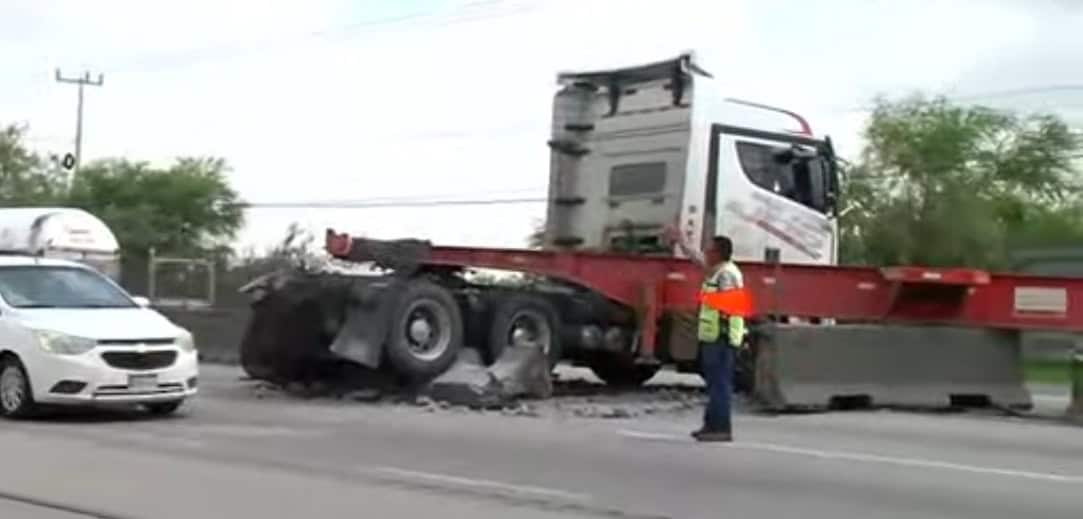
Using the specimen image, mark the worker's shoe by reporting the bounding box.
[692,429,733,443]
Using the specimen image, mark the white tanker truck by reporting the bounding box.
[0,207,122,280]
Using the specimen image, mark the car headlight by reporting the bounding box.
[176,331,196,353]
[33,330,97,355]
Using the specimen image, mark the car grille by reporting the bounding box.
[101,351,177,370]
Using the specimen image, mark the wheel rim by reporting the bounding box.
[0,365,26,412]
[507,309,552,354]
[401,299,453,361]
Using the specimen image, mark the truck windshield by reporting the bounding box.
[0,266,136,309]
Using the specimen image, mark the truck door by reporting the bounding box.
[706,124,838,266]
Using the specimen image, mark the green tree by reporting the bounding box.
[526,218,546,249]
[840,95,1083,270]
[66,157,245,256]
[0,124,68,205]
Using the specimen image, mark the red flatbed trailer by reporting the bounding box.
[326,229,1082,411]
[327,229,1083,353]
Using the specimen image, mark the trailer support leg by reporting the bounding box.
[637,280,663,364]
[1069,339,1083,423]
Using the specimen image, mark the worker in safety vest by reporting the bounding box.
[665,226,746,443]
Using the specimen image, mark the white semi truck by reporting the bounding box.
[316,52,842,388]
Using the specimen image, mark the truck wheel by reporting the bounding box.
[487,294,562,368]
[588,354,660,388]
[386,280,464,380]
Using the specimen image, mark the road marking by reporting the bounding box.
[368,466,593,501]
[617,429,1083,484]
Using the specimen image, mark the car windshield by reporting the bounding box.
[0,265,136,309]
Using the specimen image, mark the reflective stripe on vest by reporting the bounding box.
[697,264,726,342]
[697,261,747,346]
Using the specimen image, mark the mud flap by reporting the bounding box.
[328,278,403,369]
[239,272,354,383]
[753,324,1032,412]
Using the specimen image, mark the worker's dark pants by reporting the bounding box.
[700,338,734,433]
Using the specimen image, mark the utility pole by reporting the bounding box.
[54,69,104,182]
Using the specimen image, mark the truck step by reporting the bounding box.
[564,123,595,132]
[553,236,584,247]
[553,196,585,206]
[547,139,591,157]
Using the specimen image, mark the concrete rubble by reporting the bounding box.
[425,345,553,409]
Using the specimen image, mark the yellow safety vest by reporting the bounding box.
[697,261,747,347]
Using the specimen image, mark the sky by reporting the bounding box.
[2,0,1081,255]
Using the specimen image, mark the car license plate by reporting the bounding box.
[128,374,158,392]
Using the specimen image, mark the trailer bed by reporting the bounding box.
[326,230,1083,343]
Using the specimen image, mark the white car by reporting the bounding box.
[0,255,198,418]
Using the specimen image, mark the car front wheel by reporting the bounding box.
[0,357,36,419]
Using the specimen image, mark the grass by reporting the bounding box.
[1023,358,1076,386]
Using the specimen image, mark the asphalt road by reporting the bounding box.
[0,364,1081,519]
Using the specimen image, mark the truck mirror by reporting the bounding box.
[772,148,795,164]
[132,296,151,307]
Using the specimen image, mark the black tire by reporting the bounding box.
[145,400,184,416]
[588,354,660,388]
[385,280,464,380]
[486,294,563,368]
[0,356,36,419]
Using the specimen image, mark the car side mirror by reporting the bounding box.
[132,296,151,308]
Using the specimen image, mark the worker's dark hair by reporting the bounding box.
[713,235,733,261]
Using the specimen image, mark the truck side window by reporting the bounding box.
[738,141,790,194]
[736,141,823,212]
[609,161,667,197]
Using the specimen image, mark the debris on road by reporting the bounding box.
[343,388,383,402]
[235,361,708,421]
[424,345,553,409]
[425,348,504,409]
[488,345,553,400]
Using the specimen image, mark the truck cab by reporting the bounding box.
[545,52,840,265]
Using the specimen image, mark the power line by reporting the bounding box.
[830,84,1083,114]
[243,185,546,205]
[950,84,1083,102]
[106,0,537,76]
[240,196,546,210]
[4,0,536,84]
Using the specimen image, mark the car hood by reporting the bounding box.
[12,307,184,341]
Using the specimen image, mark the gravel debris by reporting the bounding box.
[241,365,709,422]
